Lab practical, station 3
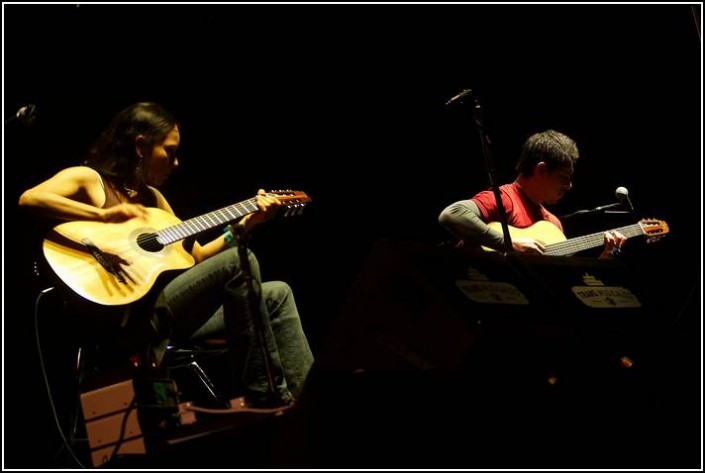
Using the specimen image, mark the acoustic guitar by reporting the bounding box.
[42,190,311,306]
[482,219,669,255]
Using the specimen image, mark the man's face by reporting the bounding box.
[541,162,574,204]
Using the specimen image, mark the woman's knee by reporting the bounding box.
[262,281,299,317]
[262,281,293,303]
[223,246,261,278]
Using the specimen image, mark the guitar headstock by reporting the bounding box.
[267,189,312,217]
[639,218,669,244]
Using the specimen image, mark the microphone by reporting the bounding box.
[445,88,473,106]
[4,104,37,126]
[615,186,634,212]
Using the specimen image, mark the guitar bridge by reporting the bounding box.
[80,238,126,283]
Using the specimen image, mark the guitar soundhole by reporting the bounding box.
[137,232,165,252]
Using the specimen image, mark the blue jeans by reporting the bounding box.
[154,246,313,404]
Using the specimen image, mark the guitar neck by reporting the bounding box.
[544,223,645,256]
[156,198,259,245]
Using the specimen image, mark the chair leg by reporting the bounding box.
[185,360,231,409]
[51,345,90,468]
[67,346,86,446]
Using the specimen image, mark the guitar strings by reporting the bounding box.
[545,223,645,256]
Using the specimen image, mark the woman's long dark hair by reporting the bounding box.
[84,102,179,194]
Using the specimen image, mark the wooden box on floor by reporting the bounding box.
[80,379,146,467]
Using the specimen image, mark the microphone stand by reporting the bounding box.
[472,98,513,255]
[233,226,277,402]
[4,104,37,126]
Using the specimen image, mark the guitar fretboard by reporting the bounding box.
[544,223,645,256]
[156,198,259,245]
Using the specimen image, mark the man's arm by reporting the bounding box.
[438,200,505,250]
[439,199,547,254]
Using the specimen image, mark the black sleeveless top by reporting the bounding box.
[98,170,157,209]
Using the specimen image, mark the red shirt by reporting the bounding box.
[471,182,563,232]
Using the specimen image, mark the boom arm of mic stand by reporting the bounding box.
[560,202,626,220]
[473,100,513,255]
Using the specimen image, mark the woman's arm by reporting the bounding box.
[18,166,147,222]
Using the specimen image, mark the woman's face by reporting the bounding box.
[140,125,180,186]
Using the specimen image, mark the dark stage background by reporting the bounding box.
[3,4,701,469]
